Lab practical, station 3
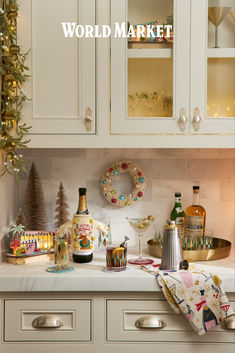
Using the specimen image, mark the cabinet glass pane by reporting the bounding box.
[207,0,235,118]
[128,0,173,118]
[207,58,235,117]
[208,0,234,49]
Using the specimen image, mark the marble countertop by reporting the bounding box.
[0,250,234,292]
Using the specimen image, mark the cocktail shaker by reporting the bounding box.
[161,220,183,271]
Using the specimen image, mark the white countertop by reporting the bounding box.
[0,250,234,292]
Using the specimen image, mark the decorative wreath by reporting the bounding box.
[100,161,147,208]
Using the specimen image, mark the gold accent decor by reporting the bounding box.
[147,237,231,262]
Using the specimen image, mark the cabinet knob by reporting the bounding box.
[84,107,93,132]
[178,108,187,132]
[32,315,63,329]
[193,107,201,132]
[222,316,235,330]
[135,316,166,329]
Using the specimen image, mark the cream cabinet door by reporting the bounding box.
[190,0,235,134]
[111,0,191,134]
[18,0,95,134]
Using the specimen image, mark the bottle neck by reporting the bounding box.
[77,194,88,214]
[174,197,182,208]
[193,192,200,205]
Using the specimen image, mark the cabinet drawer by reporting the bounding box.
[4,299,91,342]
[106,299,235,343]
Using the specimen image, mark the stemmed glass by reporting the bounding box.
[127,215,155,265]
[208,7,231,48]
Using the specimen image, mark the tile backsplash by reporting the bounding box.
[16,148,235,249]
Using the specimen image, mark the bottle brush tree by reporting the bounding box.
[54,182,70,229]
[24,162,48,230]
[16,208,26,227]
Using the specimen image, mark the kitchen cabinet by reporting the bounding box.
[18,0,96,135]
[15,0,235,147]
[111,0,235,135]
[0,292,235,353]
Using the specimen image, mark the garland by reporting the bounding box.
[0,0,30,176]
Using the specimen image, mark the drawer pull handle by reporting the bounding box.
[223,317,235,330]
[32,315,63,329]
[135,316,166,329]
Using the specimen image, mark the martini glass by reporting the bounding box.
[127,216,155,265]
[208,7,231,48]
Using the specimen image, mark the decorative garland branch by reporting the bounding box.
[0,0,30,176]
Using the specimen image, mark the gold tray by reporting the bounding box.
[147,237,231,262]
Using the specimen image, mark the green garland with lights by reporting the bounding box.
[0,0,30,176]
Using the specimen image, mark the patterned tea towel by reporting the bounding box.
[143,265,233,336]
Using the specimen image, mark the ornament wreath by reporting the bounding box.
[0,0,30,176]
[101,160,147,208]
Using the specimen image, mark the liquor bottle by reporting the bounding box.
[185,186,206,238]
[76,188,89,215]
[170,192,185,239]
[73,188,93,263]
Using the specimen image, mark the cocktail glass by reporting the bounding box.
[208,7,231,48]
[127,216,155,265]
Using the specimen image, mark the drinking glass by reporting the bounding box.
[106,242,127,271]
[127,216,155,265]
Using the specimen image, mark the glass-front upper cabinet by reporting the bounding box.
[111,0,191,134]
[191,0,235,134]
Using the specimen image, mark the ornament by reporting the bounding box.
[4,73,15,87]
[9,44,20,60]
[100,161,147,208]
[7,10,18,19]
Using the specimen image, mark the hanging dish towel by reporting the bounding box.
[143,265,233,336]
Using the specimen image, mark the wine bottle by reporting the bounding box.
[170,192,185,240]
[76,188,89,215]
[73,188,93,263]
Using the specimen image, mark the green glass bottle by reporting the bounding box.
[170,192,185,240]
